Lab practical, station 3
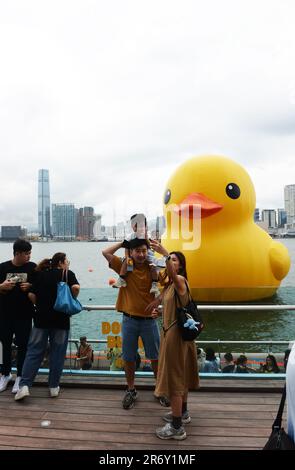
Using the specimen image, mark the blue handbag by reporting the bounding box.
[54,270,82,316]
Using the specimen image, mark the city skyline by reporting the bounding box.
[1,1,295,227]
[0,164,294,232]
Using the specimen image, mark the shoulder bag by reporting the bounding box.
[54,269,82,316]
[174,280,204,341]
[263,384,295,450]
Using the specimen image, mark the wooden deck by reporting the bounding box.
[0,379,285,451]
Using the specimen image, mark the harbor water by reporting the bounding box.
[1,240,295,353]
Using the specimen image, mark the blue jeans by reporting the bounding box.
[20,327,69,388]
[121,314,160,362]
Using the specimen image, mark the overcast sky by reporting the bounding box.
[1,0,295,228]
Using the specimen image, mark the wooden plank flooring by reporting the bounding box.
[0,385,284,450]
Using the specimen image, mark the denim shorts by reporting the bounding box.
[121,314,160,362]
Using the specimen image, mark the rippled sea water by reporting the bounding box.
[1,239,295,352]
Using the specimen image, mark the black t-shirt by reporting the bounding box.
[31,268,79,330]
[222,364,236,373]
[0,260,37,319]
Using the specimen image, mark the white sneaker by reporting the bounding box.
[0,374,13,392]
[112,277,127,288]
[49,386,60,397]
[12,376,22,394]
[15,385,30,401]
[156,422,187,440]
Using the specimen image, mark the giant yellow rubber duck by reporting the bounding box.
[162,155,290,301]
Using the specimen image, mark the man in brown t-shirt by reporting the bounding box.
[103,238,160,409]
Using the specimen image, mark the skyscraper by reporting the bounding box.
[52,204,76,239]
[38,169,51,237]
[284,184,295,226]
[76,207,96,239]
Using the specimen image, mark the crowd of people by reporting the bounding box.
[0,214,198,441]
[197,348,290,373]
[0,212,294,443]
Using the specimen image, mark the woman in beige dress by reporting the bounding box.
[149,240,199,441]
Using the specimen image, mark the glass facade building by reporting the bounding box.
[38,169,51,237]
[52,203,76,239]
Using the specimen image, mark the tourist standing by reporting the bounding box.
[103,238,162,409]
[149,240,199,441]
[15,252,80,400]
[0,239,36,393]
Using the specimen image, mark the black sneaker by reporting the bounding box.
[122,389,138,409]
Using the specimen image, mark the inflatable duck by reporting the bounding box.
[162,155,290,301]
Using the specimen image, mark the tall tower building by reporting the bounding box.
[38,169,51,236]
[284,184,295,226]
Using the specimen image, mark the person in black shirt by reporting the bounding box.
[0,239,36,394]
[15,252,80,401]
[221,352,236,373]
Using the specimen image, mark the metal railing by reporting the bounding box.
[82,304,295,311]
[11,304,291,379]
[56,304,294,380]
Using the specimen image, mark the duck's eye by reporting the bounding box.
[226,183,240,199]
[164,189,171,204]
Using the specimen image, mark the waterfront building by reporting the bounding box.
[52,203,76,239]
[261,209,277,229]
[0,226,26,240]
[254,208,260,222]
[278,208,287,228]
[284,184,295,227]
[93,215,102,239]
[38,169,51,237]
[76,207,96,239]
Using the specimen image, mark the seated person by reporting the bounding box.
[203,348,221,373]
[222,352,236,373]
[197,347,206,372]
[76,336,94,370]
[259,354,280,373]
[235,355,256,373]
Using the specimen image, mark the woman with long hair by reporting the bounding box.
[259,354,280,373]
[15,252,80,400]
[148,240,199,441]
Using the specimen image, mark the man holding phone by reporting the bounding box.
[0,239,36,393]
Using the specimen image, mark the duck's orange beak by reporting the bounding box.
[174,193,223,219]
